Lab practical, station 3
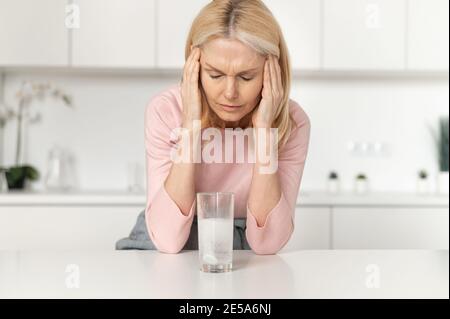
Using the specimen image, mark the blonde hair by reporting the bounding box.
[184,0,295,149]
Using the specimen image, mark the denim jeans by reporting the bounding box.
[115,210,251,250]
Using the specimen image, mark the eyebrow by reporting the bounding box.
[204,62,259,75]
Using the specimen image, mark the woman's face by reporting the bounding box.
[199,38,266,128]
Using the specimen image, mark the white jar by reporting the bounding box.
[327,179,340,194]
[355,178,369,194]
[416,178,431,195]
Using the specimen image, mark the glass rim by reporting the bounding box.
[196,192,235,197]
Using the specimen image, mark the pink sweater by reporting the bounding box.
[144,84,311,255]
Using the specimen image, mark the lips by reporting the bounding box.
[220,104,242,108]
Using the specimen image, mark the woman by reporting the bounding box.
[119,0,310,255]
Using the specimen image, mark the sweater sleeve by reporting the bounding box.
[246,103,311,255]
[144,95,196,254]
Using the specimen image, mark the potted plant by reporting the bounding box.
[327,171,340,194]
[354,173,369,194]
[416,169,430,195]
[0,81,72,191]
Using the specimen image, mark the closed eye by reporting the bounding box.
[209,74,253,81]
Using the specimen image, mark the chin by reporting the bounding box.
[217,113,243,122]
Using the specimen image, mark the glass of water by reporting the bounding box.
[196,192,234,273]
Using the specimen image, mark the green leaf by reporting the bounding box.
[24,165,40,181]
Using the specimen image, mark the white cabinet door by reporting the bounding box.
[332,207,449,249]
[72,0,156,68]
[323,0,406,70]
[280,207,331,252]
[0,206,141,250]
[0,0,68,66]
[407,0,449,71]
[265,0,321,70]
[156,0,210,69]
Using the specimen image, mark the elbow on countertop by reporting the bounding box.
[151,235,186,254]
[145,217,189,254]
[246,224,294,255]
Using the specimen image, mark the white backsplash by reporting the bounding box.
[0,71,448,193]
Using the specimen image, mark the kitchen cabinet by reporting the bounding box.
[281,206,331,251]
[156,0,210,69]
[0,204,330,251]
[158,0,322,70]
[0,0,68,66]
[71,0,156,68]
[264,0,321,70]
[323,0,406,70]
[407,0,449,71]
[1,0,447,73]
[0,192,447,250]
[332,207,449,249]
[0,206,140,250]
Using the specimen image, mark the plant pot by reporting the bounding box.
[327,179,340,194]
[5,167,27,189]
[416,178,431,195]
[437,171,449,195]
[354,179,369,194]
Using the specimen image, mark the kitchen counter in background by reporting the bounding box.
[0,190,448,207]
[0,250,448,298]
[0,191,448,251]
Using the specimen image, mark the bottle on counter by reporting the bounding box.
[127,161,144,193]
[0,169,8,193]
[44,144,75,192]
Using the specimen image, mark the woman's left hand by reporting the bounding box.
[252,54,284,128]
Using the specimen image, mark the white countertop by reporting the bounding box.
[0,250,447,298]
[0,190,448,207]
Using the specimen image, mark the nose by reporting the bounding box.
[224,77,239,100]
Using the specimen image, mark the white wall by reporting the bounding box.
[293,75,449,192]
[1,72,448,192]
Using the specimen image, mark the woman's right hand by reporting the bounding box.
[181,47,202,129]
